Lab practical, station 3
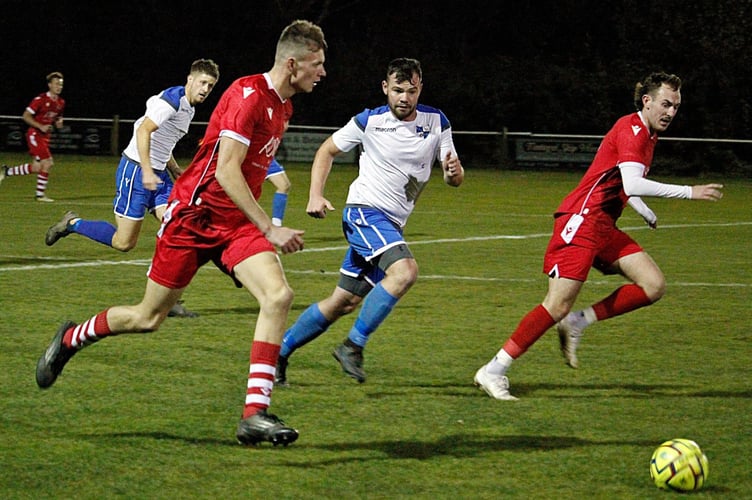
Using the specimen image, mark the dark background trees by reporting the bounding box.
[1,0,749,139]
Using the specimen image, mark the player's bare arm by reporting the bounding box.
[135,117,162,191]
[216,137,304,254]
[22,110,52,133]
[166,156,183,178]
[306,136,338,218]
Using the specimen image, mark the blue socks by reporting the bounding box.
[347,283,398,348]
[272,192,288,224]
[281,283,399,358]
[280,304,331,357]
[71,219,117,247]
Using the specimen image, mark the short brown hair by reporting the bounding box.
[633,72,681,110]
[190,59,219,80]
[46,71,64,82]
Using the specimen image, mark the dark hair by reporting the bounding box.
[191,58,219,80]
[386,58,422,83]
[46,71,63,82]
[633,72,681,110]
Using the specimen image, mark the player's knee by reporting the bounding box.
[388,261,418,292]
[321,293,360,318]
[138,320,161,333]
[265,283,295,312]
[645,279,666,302]
[127,309,164,333]
[544,302,573,322]
[338,297,361,315]
[111,237,137,252]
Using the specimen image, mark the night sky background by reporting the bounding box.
[1,0,750,140]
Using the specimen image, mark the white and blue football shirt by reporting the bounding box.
[122,86,195,171]
[332,104,457,227]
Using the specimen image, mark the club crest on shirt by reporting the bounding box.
[416,125,430,139]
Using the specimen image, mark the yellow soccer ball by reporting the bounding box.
[649,438,709,492]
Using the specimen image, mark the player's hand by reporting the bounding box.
[443,152,459,175]
[691,183,724,201]
[442,152,463,186]
[141,169,163,191]
[266,226,305,254]
[306,196,335,219]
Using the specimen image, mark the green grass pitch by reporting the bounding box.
[0,153,749,498]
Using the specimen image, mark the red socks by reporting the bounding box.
[593,284,652,321]
[502,304,556,359]
[63,310,112,349]
[242,341,280,418]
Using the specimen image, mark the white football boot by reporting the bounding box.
[474,366,518,401]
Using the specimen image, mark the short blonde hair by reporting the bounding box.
[275,19,327,63]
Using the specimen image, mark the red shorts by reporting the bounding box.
[542,213,643,281]
[148,200,275,289]
[26,129,51,160]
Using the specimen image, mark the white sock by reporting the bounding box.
[582,306,597,325]
[485,349,514,376]
[568,307,597,329]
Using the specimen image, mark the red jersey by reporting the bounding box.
[555,112,657,222]
[170,73,292,226]
[26,92,65,132]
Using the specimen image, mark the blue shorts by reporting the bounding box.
[265,158,285,179]
[113,156,173,220]
[339,205,406,285]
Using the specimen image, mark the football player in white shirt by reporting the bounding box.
[276,57,464,385]
[44,59,219,317]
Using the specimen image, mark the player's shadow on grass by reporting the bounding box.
[51,194,113,203]
[503,382,752,399]
[385,382,752,400]
[97,430,732,494]
[0,256,88,265]
[313,434,655,458]
[194,302,313,316]
[97,431,647,455]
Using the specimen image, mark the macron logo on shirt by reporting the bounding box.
[243,87,255,99]
[267,107,273,119]
[631,125,642,136]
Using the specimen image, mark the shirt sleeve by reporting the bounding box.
[619,162,692,199]
[627,196,657,225]
[439,126,457,163]
[331,117,364,153]
[145,96,176,127]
